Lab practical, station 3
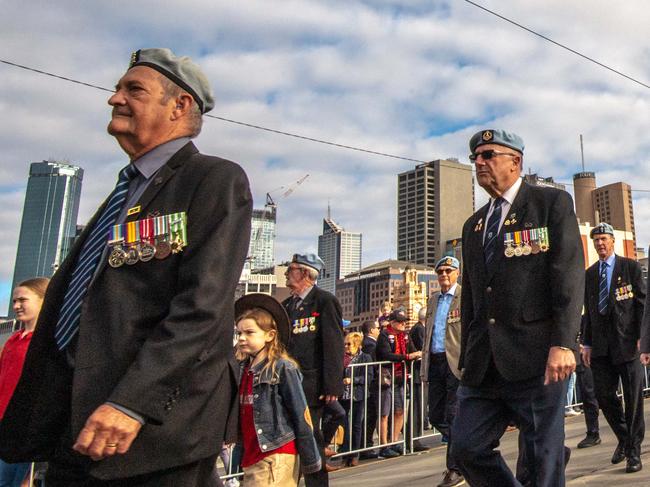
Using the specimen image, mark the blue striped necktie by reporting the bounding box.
[484,197,505,264]
[598,261,609,315]
[55,164,139,350]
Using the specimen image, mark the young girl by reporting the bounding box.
[234,294,321,486]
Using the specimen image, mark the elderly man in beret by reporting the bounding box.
[282,253,344,486]
[452,129,584,486]
[582,222,646,473]
[421,256,464,487]
[0,48,252,486]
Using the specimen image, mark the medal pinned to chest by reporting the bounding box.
[615,284,634,301]
[447,309,460,323]
[107,212,188,267]
[503,226,550,257]
[292,316,317,335]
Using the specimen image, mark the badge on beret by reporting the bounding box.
[482,130,493,142]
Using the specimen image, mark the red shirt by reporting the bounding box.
[0,331,33,419]
[239,364,297,467]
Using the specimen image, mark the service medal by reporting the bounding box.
[514,245,523,257]
[505,246,515,258]
[108,246,127,268]
[155,239,172,260]
[125,245,140,265]
[139,242,156,262]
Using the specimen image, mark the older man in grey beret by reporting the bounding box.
[0,48,252,486]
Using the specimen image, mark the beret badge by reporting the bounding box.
[482,130,493,142]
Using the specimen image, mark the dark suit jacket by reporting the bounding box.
[582,255,646,364]
[0,142,252,479]
[459,181,584,387]
[362,336,377,361]
[283,286,345,407]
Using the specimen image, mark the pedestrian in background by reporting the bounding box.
[0,278,49,487]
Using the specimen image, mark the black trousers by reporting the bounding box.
[575,362,599,434]
[364,381,380,448]
[305,405,329,487]
[591,356,645,455]
[427,353,460,471]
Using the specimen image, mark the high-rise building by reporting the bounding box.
[572,172,636,257]
[573,172,597,226]
[593,182,636,253]
[317,215,362,295]
[10,161,83,311]
[247,205,276,271]
[397,159,474,267]
[524,173,566,191]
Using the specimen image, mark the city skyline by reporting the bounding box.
[2,1,650,311]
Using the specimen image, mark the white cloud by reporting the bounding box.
[1,0,650,311]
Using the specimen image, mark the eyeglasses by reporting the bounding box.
[436,268,455,275]
[469,149,518,162]
[284,266,302,275]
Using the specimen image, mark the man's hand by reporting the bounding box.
[319,394,338,404]
[640,353,650,366]
[73,404,142,461]
[581,347,592,368]
[544,346,576,385]
[408,351,422,360]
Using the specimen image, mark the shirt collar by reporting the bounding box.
[297,285,314,301]
[599,253,616,267]
[491,176,523,207]
[133,137,191,179]
[440,283,458,298]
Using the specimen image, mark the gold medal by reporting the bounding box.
[522,243,532,256]
[514,245,523,257]
[170,237,185,254]
[505,246,515,258]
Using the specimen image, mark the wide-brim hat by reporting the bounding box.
[235,293,290,345]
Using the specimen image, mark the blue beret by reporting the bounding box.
[590,222,614,238]
[470,129,525,154]
[435,256,460,270]
[129,48,214,114]
[292,253,325,273]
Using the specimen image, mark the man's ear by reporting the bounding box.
[171,93,194,119]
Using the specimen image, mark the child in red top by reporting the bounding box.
[235,294,321,486]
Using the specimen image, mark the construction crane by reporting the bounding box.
[265,173,310,209]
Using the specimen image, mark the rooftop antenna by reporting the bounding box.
[327,199,331,220]
[580,134,586,171]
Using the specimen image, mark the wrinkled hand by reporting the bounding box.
[640,353,650,366]
[408,351,422,360]
[73,404,142,461]
[581,347,592,368]
[544,347,576,385]
[343,378,352,385]
[319,394,338,404]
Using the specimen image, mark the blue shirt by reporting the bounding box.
[599,253,616,293]
[431,284,458,353]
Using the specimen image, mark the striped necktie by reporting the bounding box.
[55,164,139,350]
[598,261,609,315]
[484,197,505,264]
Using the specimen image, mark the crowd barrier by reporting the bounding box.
[22,360,650,486]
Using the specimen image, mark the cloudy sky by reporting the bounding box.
[2,0,649,312]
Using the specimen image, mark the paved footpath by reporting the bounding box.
[324,398,650,487]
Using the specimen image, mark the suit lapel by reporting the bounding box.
[608,255,622,305]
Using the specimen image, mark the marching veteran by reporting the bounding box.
[582,222,646,473]
[283,253,345,487]
[421,256,464,487]
[451,129,584,487]
[0,48,252,486]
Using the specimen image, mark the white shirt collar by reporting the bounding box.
[491,176,523,207]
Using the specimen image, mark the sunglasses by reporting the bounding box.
[469,149,518,162]
[436,268,456,275]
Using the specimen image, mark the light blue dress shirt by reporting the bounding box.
[599,253,616,293]
[431,284,457,353]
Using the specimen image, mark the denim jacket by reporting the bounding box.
[239,357,322,474]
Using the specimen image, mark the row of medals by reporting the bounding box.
[108,236,185,268]
[504,237,549,257]
[615,284,634,301]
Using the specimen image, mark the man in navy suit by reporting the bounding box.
[0,49,251,486]
[451,129,584,487]
[582,222,646,473]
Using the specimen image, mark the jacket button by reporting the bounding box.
[253,394,259,399]
[488,318,496,325]
[257,428,263,434]
[486,286,492,293]
[261,445,267,450]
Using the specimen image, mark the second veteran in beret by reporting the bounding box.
[282,252,344,485]
[0,48,253,485]
[453,128,584,486]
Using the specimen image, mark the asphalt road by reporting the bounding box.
[326,399,650,486]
